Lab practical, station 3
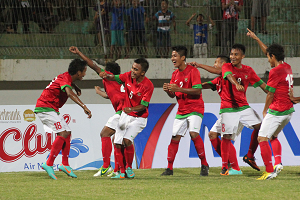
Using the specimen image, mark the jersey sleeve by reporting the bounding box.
[115,71,130,84]
[222,63,233,79]
[207,76,221,91]
[249,68,264,88]
[141,82,154,107]
[191,68,202,89]
[59,75,72,92]
[265,69,278,93]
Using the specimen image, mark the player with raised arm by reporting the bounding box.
[35,59,92,180]
[69,46,125,177]
[218,43,268,175]
[99,58,154,179]
[247,29,294,180]
[189,56,263,172]
[161,45,209,176]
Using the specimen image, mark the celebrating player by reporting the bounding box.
[247,29,294,180]
[217,43,267,175]
[69,46,125,177]
[99,58,154,179]
[161,45,209,176]
[35,59,92,180]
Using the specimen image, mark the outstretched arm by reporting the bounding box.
[202,82,213,89]
[226,74,245,91]
[188,62,222,75]
[71,83,81,96]
[186,13,196,27]
[69,46,103,74]
[247,28,268,55]
[95,86,109,99]
[65,87,92,118]
[99,71,116,81]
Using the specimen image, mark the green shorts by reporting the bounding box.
[111,30,125,46]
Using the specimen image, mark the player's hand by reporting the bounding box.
[163,83,169,92]
[168,84,180,92]
[69,46,80,54]
[246,28,259,40]
[235,84,245,92]
[123,107,132,114]
[99,71,107,78]
[83,106,92,118]
[188,62,200,68]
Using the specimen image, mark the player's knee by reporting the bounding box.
[123,138,133,147]
[257,136,268,143]
[100,126,115,138]
[223,134,232,140]
[208,131,218,140]
[57,130,70,138]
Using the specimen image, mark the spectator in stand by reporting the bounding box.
[172,0,191,8]
[153,0,176,58]
[125,0,148,58]
[251,0,270,34]
[0,1,14,33]
[57,0,77,21]
[79,0,90,20]
[186,13,215,58]
[221,0,243,55]
[94,0,110,47]
[110,0,125,60]
[10,0,31,34]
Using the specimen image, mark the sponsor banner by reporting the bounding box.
[1,104,300,172]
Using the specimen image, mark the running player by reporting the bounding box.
[161,45,209,176]
[247,29,294,180]
[69,46,125,177]
[99,58,154,179]
[218,43,268,175]
[35,59,92,180]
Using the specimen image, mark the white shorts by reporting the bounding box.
[221,108,261,137]
[259,113,292,139]
[193,43,208,58]
[210,118,244,141]
[172,115,202,137]
[36,112,71,134]
[114,112,147,144]
[105,113,121,130]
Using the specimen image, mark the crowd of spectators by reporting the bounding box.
[0,0,271,59]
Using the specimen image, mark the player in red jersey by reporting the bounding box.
[161,45,209,176]
[35,59,92,180]
[217,43,268,175]
[190,56,263,172]
[247,29,294,180]
[69,46,125,177]
[99,58,154,179]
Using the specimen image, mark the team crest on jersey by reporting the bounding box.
[185,78,188,82]
[245,75,248,79]
[137,92,142,96]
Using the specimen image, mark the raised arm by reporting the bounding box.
[186,13,196,27]
[65,87,92,118]
[208,16,215,27]
[247,28,268,55]
[69,46,103,74]
[99,71,116,81]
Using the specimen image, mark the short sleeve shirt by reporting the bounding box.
[221,63,263,112]
[170,65,204,117]
[265,62,294,115]
[192,24,208,44]
[115,71,154,118]
[154,10,175,32]
[110,6,125,30]
[35,72,73,113]
[125,6,145,30]
[222,0,243,20]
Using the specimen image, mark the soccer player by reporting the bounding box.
[99,58,154,179]
[247,29,294,180]
[69,46,125,177]
[161,45,209,176]
[35,59,92,180]
[218,43,268,175]
[189,57,262,172]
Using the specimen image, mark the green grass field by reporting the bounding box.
[1,166,300,200]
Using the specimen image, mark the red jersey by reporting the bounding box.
[222,0,243,20]
[35,72,72,113]
[221,63,263,113]
[170,65,204,117]
[266,62,294,115]
[115,71,154,118]
[103,71,125,113]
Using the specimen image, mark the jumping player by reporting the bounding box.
[36,59,92,180]
[99,58,154,179]
[161,45,209,176]
[247,29,294,180]
[69,46,125,177]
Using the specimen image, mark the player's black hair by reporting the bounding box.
[105,62,121,75]
[217,54,230,63]
[172,45,188,61]
[134,58,149,73]
[161,0,168,5]
[266,43,285,61]
[232,43,246,55]
[196,14,204,19]
[68,59,87,75]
